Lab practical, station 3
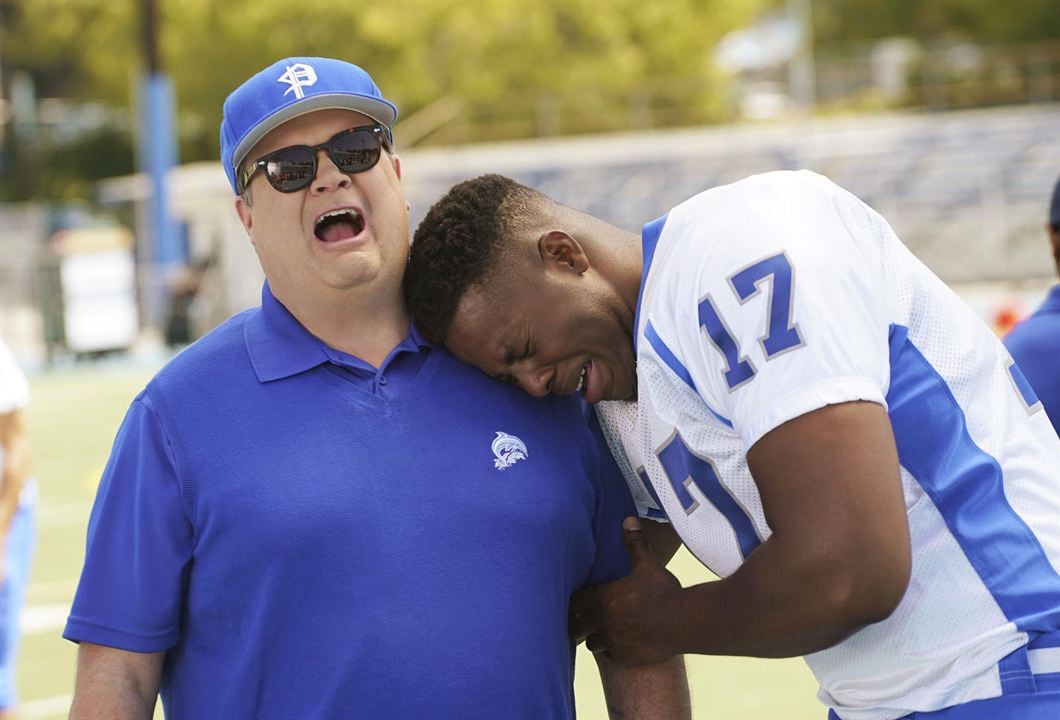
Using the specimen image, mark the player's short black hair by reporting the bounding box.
[404,174,536,344]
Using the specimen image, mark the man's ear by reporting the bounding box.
[235,195,253,237]
[390,152,402,180]
[538,230,589,275]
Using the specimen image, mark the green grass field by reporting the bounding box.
[20,361,823,719]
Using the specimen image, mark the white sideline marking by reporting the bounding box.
[20,603,70,635]
[21,693,72,719]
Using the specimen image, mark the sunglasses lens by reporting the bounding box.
[265,148,316,192]
[250,126,384,193]
[329,128,381,173]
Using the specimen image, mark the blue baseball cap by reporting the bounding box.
[1051,175,1060,227]
[220,57,398,193]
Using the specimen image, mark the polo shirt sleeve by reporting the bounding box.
[64,391,194,652]
[582,404,637,585]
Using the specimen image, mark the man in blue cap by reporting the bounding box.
[63,58,688,719]
[1006,176,1060,434]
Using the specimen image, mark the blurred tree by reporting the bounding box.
[0,0,137,200]
[0,0,136,103]
[802,0,1060,111]
[810,0,1060,50]
[0,0,763,200]
[5,0,1056,201]
[166,0,763,145]
[0,126,134,202]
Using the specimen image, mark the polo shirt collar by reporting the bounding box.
[317,322,433,371]
[245,282,331,382]
[405,322,432,351]
[245,282,436,383]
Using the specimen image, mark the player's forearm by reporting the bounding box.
[659,402,912,660]
[0,471,19,537]
[69,691,156,720]
[597,652,691,720]
[663,533,906,659]
[0,410,30,535]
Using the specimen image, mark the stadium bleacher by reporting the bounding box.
[404,104,1060,285]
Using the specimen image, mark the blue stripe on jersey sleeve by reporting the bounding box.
[887,324,1060,634]
[644,321,733,428]
[645,321,698,392]
[633,214,668,354]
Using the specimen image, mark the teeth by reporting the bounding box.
[575,365,587,393]
[315,208,362,229]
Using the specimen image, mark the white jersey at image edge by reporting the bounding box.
[595,170,1060,720]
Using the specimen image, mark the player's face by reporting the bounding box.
[445,274,637,403]
[235,108,409,302]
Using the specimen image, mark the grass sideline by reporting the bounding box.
[21,362,822,719]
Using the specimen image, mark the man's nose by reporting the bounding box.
[311,150,352,193]
[516,365,556,398]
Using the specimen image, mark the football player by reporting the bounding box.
[404,171,1060,719]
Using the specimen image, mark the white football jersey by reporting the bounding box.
[0,340,29,415]
[595,171,1060,719]
[0,339,31,502]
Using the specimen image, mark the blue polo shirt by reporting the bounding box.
[65,283,634,720]
[1006,284,1060,434]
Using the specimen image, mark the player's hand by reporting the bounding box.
[569,517,684,665]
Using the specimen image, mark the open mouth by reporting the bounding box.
[314,208,365,243]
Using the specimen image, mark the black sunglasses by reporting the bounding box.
[238,124,389,194]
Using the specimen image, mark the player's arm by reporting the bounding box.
[69,644,164,720]
[574,401,910,663]
[595,653,691,720]
[671,399,910,657]
[0,406,30,551]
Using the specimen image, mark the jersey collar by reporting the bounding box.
[633,213,669,354]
